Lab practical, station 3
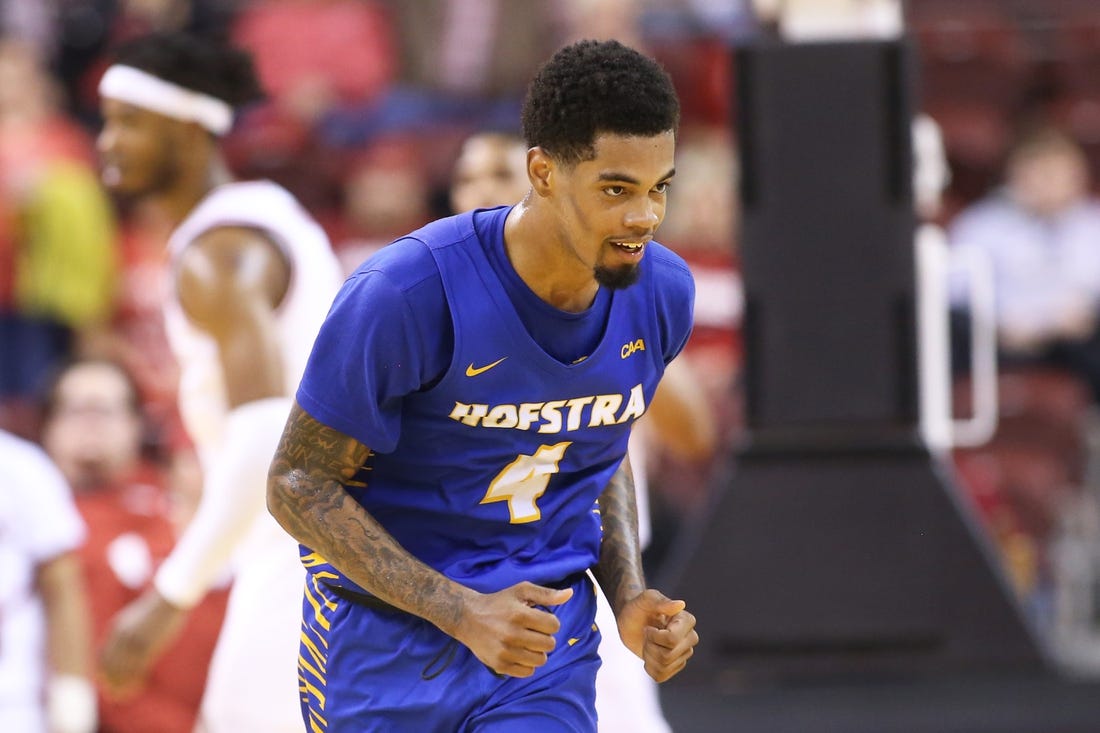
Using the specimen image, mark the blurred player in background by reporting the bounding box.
[95,31,343,733]
[0,428,96,733]
[269,39,698,732]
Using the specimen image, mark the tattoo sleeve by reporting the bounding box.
[267,401,473,635]
[592,454,646,617]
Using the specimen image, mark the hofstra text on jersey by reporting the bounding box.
[448,383,646,432]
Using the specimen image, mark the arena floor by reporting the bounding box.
[660,672,1100,733]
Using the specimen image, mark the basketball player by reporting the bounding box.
[0,429,96,733]
[95,32,343,733]
[268,40,699,731]
[450,128,719,732]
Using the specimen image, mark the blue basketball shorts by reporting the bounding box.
[297,572,602,732]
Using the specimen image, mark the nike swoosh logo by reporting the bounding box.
[465,357,508,377]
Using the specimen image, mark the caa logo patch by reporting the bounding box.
[621,339,646,359]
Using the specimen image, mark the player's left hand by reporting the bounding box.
[99,587,188,698]
[616,589,698,683]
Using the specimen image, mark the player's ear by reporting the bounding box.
[175,117,217,156]
[528,147,554,197]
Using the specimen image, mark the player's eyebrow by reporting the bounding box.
[597,168,676,185]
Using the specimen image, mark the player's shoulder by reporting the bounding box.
[645,240,695,299]
[405,210,480,252]
[174,180,321,252]
[352,236,439,291]
[646,240,694,279]
[350,212,478,288]
[641,242,695,357]
[0,429,46,462]
[0,430,62,483]
[203,179,297,209]
[1076,198,1100,221]
[949,191,1016,233]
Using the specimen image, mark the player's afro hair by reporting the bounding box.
[110,31,264,109]
[521,39,680,165]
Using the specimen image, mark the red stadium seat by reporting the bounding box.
[911,0,1032,108]
[952,368,1091,570]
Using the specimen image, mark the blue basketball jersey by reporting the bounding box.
[297,208,694,594]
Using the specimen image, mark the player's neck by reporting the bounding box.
[504,202,600,313]
[159,155,235,227]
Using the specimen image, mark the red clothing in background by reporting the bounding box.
[233,0,395,110]
[75,470,229,733]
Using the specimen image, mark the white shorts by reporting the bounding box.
[593,581,672,733]
[195,521,305,733]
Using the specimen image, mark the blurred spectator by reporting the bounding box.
[0,0,54,53]
[676,0,761,43]
[397,0,552,100]
[0,37,118,438]
[332,135,432,274]
[41,359,151,492]
[949,125,1100,403]
[223,0,394,215]
[232,0,394,127]
[449,130,528,214]
[111,0,239,37]
[943,124,1100,639]
[559,0,646,49]
[8,1,244,126]
[0,428,96,733]
[323,0,557,148]
[39,358,229,733]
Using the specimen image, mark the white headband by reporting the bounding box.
[98,64,234,135]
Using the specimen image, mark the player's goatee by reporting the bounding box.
[595,263,641,289]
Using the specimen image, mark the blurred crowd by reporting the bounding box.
[4,0,1100,730]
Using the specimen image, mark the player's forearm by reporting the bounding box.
[155,398,289,608]
[592,458,646,617]
[40,554,102,732]
[38,553,94,678]
[267,403,476,636]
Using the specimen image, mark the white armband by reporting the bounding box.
[154,397,291,608]
[47,674,97,733]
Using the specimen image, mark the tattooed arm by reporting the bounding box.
[267,401,573,678]
[591,456,646,618]
[592,454,700,683]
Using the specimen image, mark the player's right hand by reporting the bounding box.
[99,587,188,698]
[454,581,573,678]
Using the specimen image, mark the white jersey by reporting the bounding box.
[164,179,342,572]
[0,431,85,733]
[165,180,342,462]
[163,180,342,733]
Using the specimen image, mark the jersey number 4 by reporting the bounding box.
[481,441,573,523]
